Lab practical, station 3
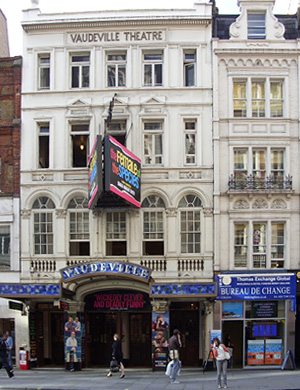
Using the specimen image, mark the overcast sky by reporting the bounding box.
[0,0,298,57]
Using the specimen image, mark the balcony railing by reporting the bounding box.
[228,174,292,191]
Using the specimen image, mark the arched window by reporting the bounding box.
[142,195,165,256]
[178,194,202,254]
[68,196,90,256]
[32,197,55,255]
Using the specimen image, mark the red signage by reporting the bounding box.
[85,290,150,311]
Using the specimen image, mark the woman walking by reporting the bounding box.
[107,333,125,379]
[212,337,229,389]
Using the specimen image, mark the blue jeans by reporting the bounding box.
[170,359,180,382]
[216,359,227,387]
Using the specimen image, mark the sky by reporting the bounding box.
[0,0,298,57]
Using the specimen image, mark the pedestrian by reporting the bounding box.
[0,333,14,378]
[168,329,182,384]
[212,337,229,389]
[107,333,125,379]
[66,331,77,371]
[5,331,13,368]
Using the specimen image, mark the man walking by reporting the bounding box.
[168,329,181,384]
[5,331,13,368]
[0,333,14,378]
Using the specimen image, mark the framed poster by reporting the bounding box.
[247,340,264,365]
[265,339,282,365]
[222,302,243,318]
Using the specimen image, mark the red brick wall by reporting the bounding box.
[0,56,22,196]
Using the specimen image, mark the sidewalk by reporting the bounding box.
[0,367,298,390]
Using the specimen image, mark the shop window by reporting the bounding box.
[184,120,196,164]
[143,51,163,87]
[179,195,202,254]
[106,211,127,256]
[142,195,165,256]
[248,13,266,39]
[71,53,90,88]
[0,226,10,269]
[33,197,55,255]
[38,54,50,90]
[184,50,196,87]
[38,123,49,168]
[69,197,90,256]
[106,120,127,146]
[107,52,126,87]
[143,121,163,165]
[71,124,89,167]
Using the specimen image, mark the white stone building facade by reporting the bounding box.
[19,2,214,367]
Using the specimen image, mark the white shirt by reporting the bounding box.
[215,345,227,361]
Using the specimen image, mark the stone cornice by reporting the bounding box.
[22,18,211,32]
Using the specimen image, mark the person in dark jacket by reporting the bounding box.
[107,333,125,379]
[168,329,181,384]
[0,334,14,378]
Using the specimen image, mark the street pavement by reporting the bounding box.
[0,367,298,390]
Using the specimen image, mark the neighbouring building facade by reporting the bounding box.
[213,0,299,368]
[0,14,23,365]
[15,2,214,368]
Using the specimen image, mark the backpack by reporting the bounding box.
[0,338,6,353]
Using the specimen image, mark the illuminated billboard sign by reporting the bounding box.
[88,135,102,209]
[104,135,141,208]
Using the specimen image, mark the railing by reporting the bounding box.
[228,174,292,191]
[30,259,57,273]
[140,258,167,272]
[178,258,204,272]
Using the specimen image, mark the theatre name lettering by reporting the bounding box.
[68,31,165,44]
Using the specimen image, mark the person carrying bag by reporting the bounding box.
[106,333,125,379]
[212,337,229,389]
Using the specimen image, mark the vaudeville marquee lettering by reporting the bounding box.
[60,261,151,283]
[68,31,164,44]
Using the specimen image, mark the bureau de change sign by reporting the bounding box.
[217,273,296,301]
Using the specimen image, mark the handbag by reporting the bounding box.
[169,349,179,360]
[225,352,230,360]
[110,359,119,372]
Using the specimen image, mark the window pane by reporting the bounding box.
[144,64,152,86]
[72,67,79,88]
[154,64,162,85]
[108,65,116,87]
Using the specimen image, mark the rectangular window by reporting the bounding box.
[107,53,126,87]
[233,82,247,117]
[34,212,53,255]
[106,120,126,146]
[143,52,163,87]
[69,211,90,256]
[234,149,248,188]
[184,51,196,87]
[71,54,90,88]
[252,149,266,188]
[184,120,196,164]
[180,210,201,254]
[38,54,50,90]
[143,211,164,255]
[38,123,49,168]
[71,124,89,167]
[253,223,267,268]
[270,81,283,117]
[252,81,265,117]
[271,149,284,188]
[248,14,266,39]
[234,224,248,268]
[106,212,126,256]
[143,122,163,165]
[0,226,10,269]
[271,223,284,268]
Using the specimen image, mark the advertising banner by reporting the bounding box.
[265,339,282,365]
[152,313,169,371]
[104,135,141,208]
[217,273,296,301]
[88,135,102,209]
[247,340,264,365]
[222,302,243,318]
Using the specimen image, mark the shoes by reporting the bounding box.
[171,380,180,384]
[218,386,221,389]
[224,387,228,389]
[70,368,74,372]
[107,372,112,377]
[8,371,14,378]
[120,374,125,379]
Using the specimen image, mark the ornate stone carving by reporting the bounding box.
[233,199,249,209]
[271,199,287,209]
[21,209,31,219]
[252,199,268,209]
[166,208,177,217]
[55,209,67,219]
[203,207,213,216]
